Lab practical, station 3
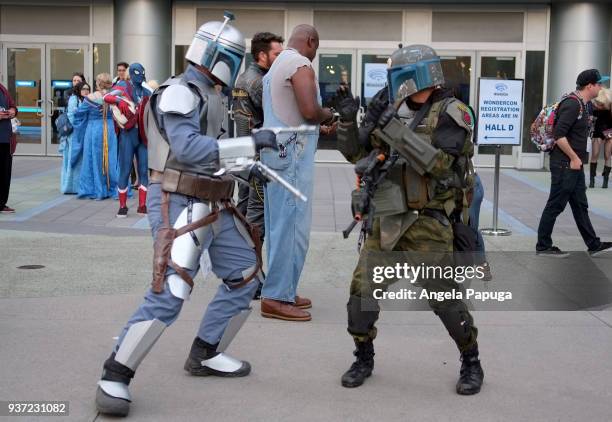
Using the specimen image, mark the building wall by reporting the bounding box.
[174,2,552,168]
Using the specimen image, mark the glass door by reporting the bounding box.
[46,44,87,155]
[315,49,356,150]
[357,50,394,108]
[475,52,521,167]
[4,44,45,155]
[438,51,475,109]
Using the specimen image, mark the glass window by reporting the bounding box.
[50,47,85,145]
[432,12,523,43]
[314,11,402,42]
[318,53,352,150]
[478,56,516,155]
[522,51,545,153]
[440,56,471,105]
[361,54,390,107]
[93,43,110,90]
[7,47,42,145]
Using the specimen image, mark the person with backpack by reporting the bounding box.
[536,69,612,257]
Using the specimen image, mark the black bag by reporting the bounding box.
[56,112,73,137]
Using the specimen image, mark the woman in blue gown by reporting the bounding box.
[71,73,119,200]
[60,79,89,193]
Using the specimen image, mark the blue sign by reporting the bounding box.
[477,78,524,146]
[16,80,36,87]
[52,80,72,89]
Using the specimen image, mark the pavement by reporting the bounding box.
[1,156,612,422]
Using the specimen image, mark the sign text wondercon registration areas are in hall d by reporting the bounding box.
[477,78,524,146]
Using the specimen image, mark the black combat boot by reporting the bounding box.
[589,163,597,188]
[602,166,611,189]
[456,344,484,395]
[341,339,375,388]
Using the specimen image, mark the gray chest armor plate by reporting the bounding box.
[146,76,225,175]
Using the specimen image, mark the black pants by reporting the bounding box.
[537,163,600,251]
[236,180,265,242]
[0,143,12,208]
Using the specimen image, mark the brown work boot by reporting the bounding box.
[294,296,312,309]
[261,298,311,321]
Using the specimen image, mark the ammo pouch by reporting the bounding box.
[350,161,430,218]
[403,163,429,209]
[161,168,234,202]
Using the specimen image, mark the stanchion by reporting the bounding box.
[481,145,512,236]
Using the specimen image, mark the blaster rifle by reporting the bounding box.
[342,149,400,250]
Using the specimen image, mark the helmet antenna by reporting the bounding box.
[215,11,235,42]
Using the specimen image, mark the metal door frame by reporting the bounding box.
[2,42,46,155]
[475,50,522,168]
[44,43,88,156]
[2,42,88,156]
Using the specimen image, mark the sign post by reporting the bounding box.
[477,78,524,237]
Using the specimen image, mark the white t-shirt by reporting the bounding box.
[268,48,314,127]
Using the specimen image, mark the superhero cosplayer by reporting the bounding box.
[95,13,278,417]
[104,63,153,217]
[334,45,484,394]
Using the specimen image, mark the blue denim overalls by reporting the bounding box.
[260,49,321,302]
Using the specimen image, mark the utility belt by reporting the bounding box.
[150,168,234,202]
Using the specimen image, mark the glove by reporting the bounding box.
[249,164,268,186]
[252,129,278,152]
[365,98,387,124]
[335,86,360,122]
[377,105,398,129]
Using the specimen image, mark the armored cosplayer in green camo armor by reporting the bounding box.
[334,44,484,394]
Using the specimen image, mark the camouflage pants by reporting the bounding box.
[347,214,478,352]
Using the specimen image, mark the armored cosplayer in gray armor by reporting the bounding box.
[95,13,278,417]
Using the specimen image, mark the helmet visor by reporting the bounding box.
[387,59,444,103]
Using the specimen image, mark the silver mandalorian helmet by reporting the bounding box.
[387,44,445,103]
[185,11,246,88]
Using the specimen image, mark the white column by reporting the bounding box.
[114,0,171,83]
[547,2,611,103]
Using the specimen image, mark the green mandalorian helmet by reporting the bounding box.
[387,44,445,103]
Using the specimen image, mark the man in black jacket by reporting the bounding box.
[232,32,283,227]
[536,69,612,257]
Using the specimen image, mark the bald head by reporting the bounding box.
[288,24,319,61]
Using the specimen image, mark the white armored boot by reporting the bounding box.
[184,336,251,377]
[184,308,252,377]
[96,319,166,417]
